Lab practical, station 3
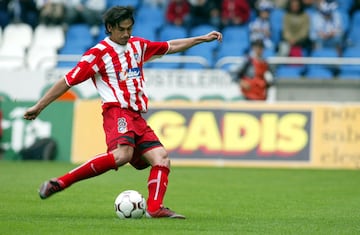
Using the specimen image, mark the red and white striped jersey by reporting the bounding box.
[65,36,169,112]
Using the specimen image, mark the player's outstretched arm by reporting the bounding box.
[167,31,222,54]
[23,78,70,120]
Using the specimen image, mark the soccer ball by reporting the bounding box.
[114,190,146,219]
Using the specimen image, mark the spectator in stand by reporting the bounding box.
[188,0,221,28]
[249,0,274,49]
[278,0,310,57]
[350,0,360,16]
[8,0,39,28]
[64,0,106,37]
[310,0,344,55]
[165,0,190,27]
[36,0,65,26]
[221,0,251,27]
[233,39,274,101]
[0,0,11,28]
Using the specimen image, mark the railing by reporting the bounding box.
[215,56,360,68]
[2,54,360,71]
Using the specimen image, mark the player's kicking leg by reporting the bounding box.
[38,152,118,199]
[39,179,63,199]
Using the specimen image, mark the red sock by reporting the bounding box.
[57,152,117,188]
[147,165,170,212]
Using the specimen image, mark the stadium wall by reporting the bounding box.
[1,98,360,169]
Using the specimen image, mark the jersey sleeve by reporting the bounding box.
[64,48,100,86]
[142,39,169,62]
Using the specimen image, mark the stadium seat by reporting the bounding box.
[215,43,247,70]
[132,24,157,41]
[135,5,165,32]
[305,67,334,79]
[26,46,57,70]
[276,65,305,79]
[183,41,216,69]
[107,0,140,8]
[338,0,354,13]
[263,47,275,58]
[270,8,285,45]
[339,10,350,35]
[159,25,187,41]
[305,48,338,79]
[57,24,93,68]
[32,24,65,50]
[338,47,360,79]
[347,11,360,47]
[2,23,33,49]
[64,24,93,51]
[0,46,26,70]
[221,26,250,52]
[94,25,107,43]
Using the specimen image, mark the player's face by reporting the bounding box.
[108,19,133,45]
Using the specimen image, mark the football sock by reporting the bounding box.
[57,152,117,188]
[146,165,170,212]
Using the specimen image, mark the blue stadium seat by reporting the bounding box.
[347,11,360,47]
[183,43,214,69]
[94,25,107,43]
[107,0,140,9]
[135,5,165,32]
[270,8,285,45]
[276,65,305,79]
[305,48,338,79]
[221,26,249,52]
[263,47,275,58]
[132,24,157,41]
[305,67,334,79]
[57,24,93,68]
[214,43,247,71]
[338,47,360,79]
[63,24,93,52]
[159,25,187,41]
[337,0,354,12]
[216,42,247,59]
[339,10,350,34]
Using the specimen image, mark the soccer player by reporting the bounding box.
[23,6,222,219]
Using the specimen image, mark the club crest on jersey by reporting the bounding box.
[134,53,140,63]
[117,117,128,133]
[118,68,141,81]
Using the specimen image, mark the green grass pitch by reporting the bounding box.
[1,161,360,235]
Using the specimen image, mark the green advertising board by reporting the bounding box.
[1,100,73,162]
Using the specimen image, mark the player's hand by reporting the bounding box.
[205,31,223,43]
[23,105,42,120]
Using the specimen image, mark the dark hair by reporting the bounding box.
[251,39,264,48]
[103,6,135,35]
[286,0,304,14]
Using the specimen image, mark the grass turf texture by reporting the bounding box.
[0,161,359,235]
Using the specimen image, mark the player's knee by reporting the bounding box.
[112,145,133,166]
[145,147,170,168]
[157,150,171,168]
